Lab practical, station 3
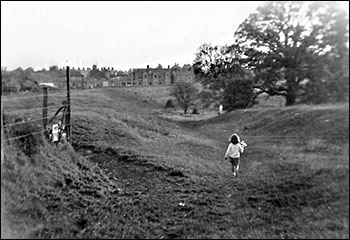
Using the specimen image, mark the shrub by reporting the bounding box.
[222,78,256,111]
[164,99,175,109]
[191,108,200,115]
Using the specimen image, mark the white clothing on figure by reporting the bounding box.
[224,143,244,158]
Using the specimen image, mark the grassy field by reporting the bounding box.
[1,87,349,238]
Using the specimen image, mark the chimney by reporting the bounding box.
[168,65,170,69]
[147,65,149,70]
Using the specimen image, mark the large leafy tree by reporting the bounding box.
[234,1,349,105]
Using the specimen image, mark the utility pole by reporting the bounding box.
[1,101,4,165]
[42,86,48,130]
[66,66,71,142]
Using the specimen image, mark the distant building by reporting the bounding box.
[31,70,63,88]
[129,65,171,86]
[70,69,85,89]
[31,63,195,90]
[173,67,194,83]
[129,64,194,87]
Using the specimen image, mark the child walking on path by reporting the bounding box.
[224,133,247,177]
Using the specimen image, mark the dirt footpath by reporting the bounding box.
[76,146,247,239]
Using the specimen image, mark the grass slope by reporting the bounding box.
[1,87,349,238]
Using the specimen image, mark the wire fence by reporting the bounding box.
[1,87,74,144]
[3,124,72,142]
[1,89,69,102]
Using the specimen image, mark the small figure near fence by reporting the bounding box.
[46,101,68,144]
[47,120,66,144]
[223,133,247,178]
[218,104,223,116]
[49,123,59,144]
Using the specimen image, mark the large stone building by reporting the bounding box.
[129,65,172,86]
[172,64,195,83]
[128,64,195,87]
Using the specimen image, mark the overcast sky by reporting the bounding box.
[1,1,266,71]
[1,1,348,71]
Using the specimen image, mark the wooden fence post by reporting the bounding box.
[66,66,71,142]
[1,101,4,165]
[42,87,48,130]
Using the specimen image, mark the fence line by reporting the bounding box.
[2,114,65,128]
[3,128,48,142]
[3,123,72,142]
[1,90,73,102]
[3,105,65,115]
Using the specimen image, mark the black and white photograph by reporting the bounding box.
[1,1,349,239]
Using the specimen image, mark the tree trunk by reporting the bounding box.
[285,70,298,106]
[285,90,296,106]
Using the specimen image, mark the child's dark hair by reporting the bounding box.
[230,134,239,144]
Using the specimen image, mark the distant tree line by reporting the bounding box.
[1,67,40,94]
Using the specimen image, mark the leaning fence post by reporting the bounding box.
[42,86,48,130]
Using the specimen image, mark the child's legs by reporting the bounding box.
[229,158,235,173]
[236,159,240,172]
[229,158,239,174]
